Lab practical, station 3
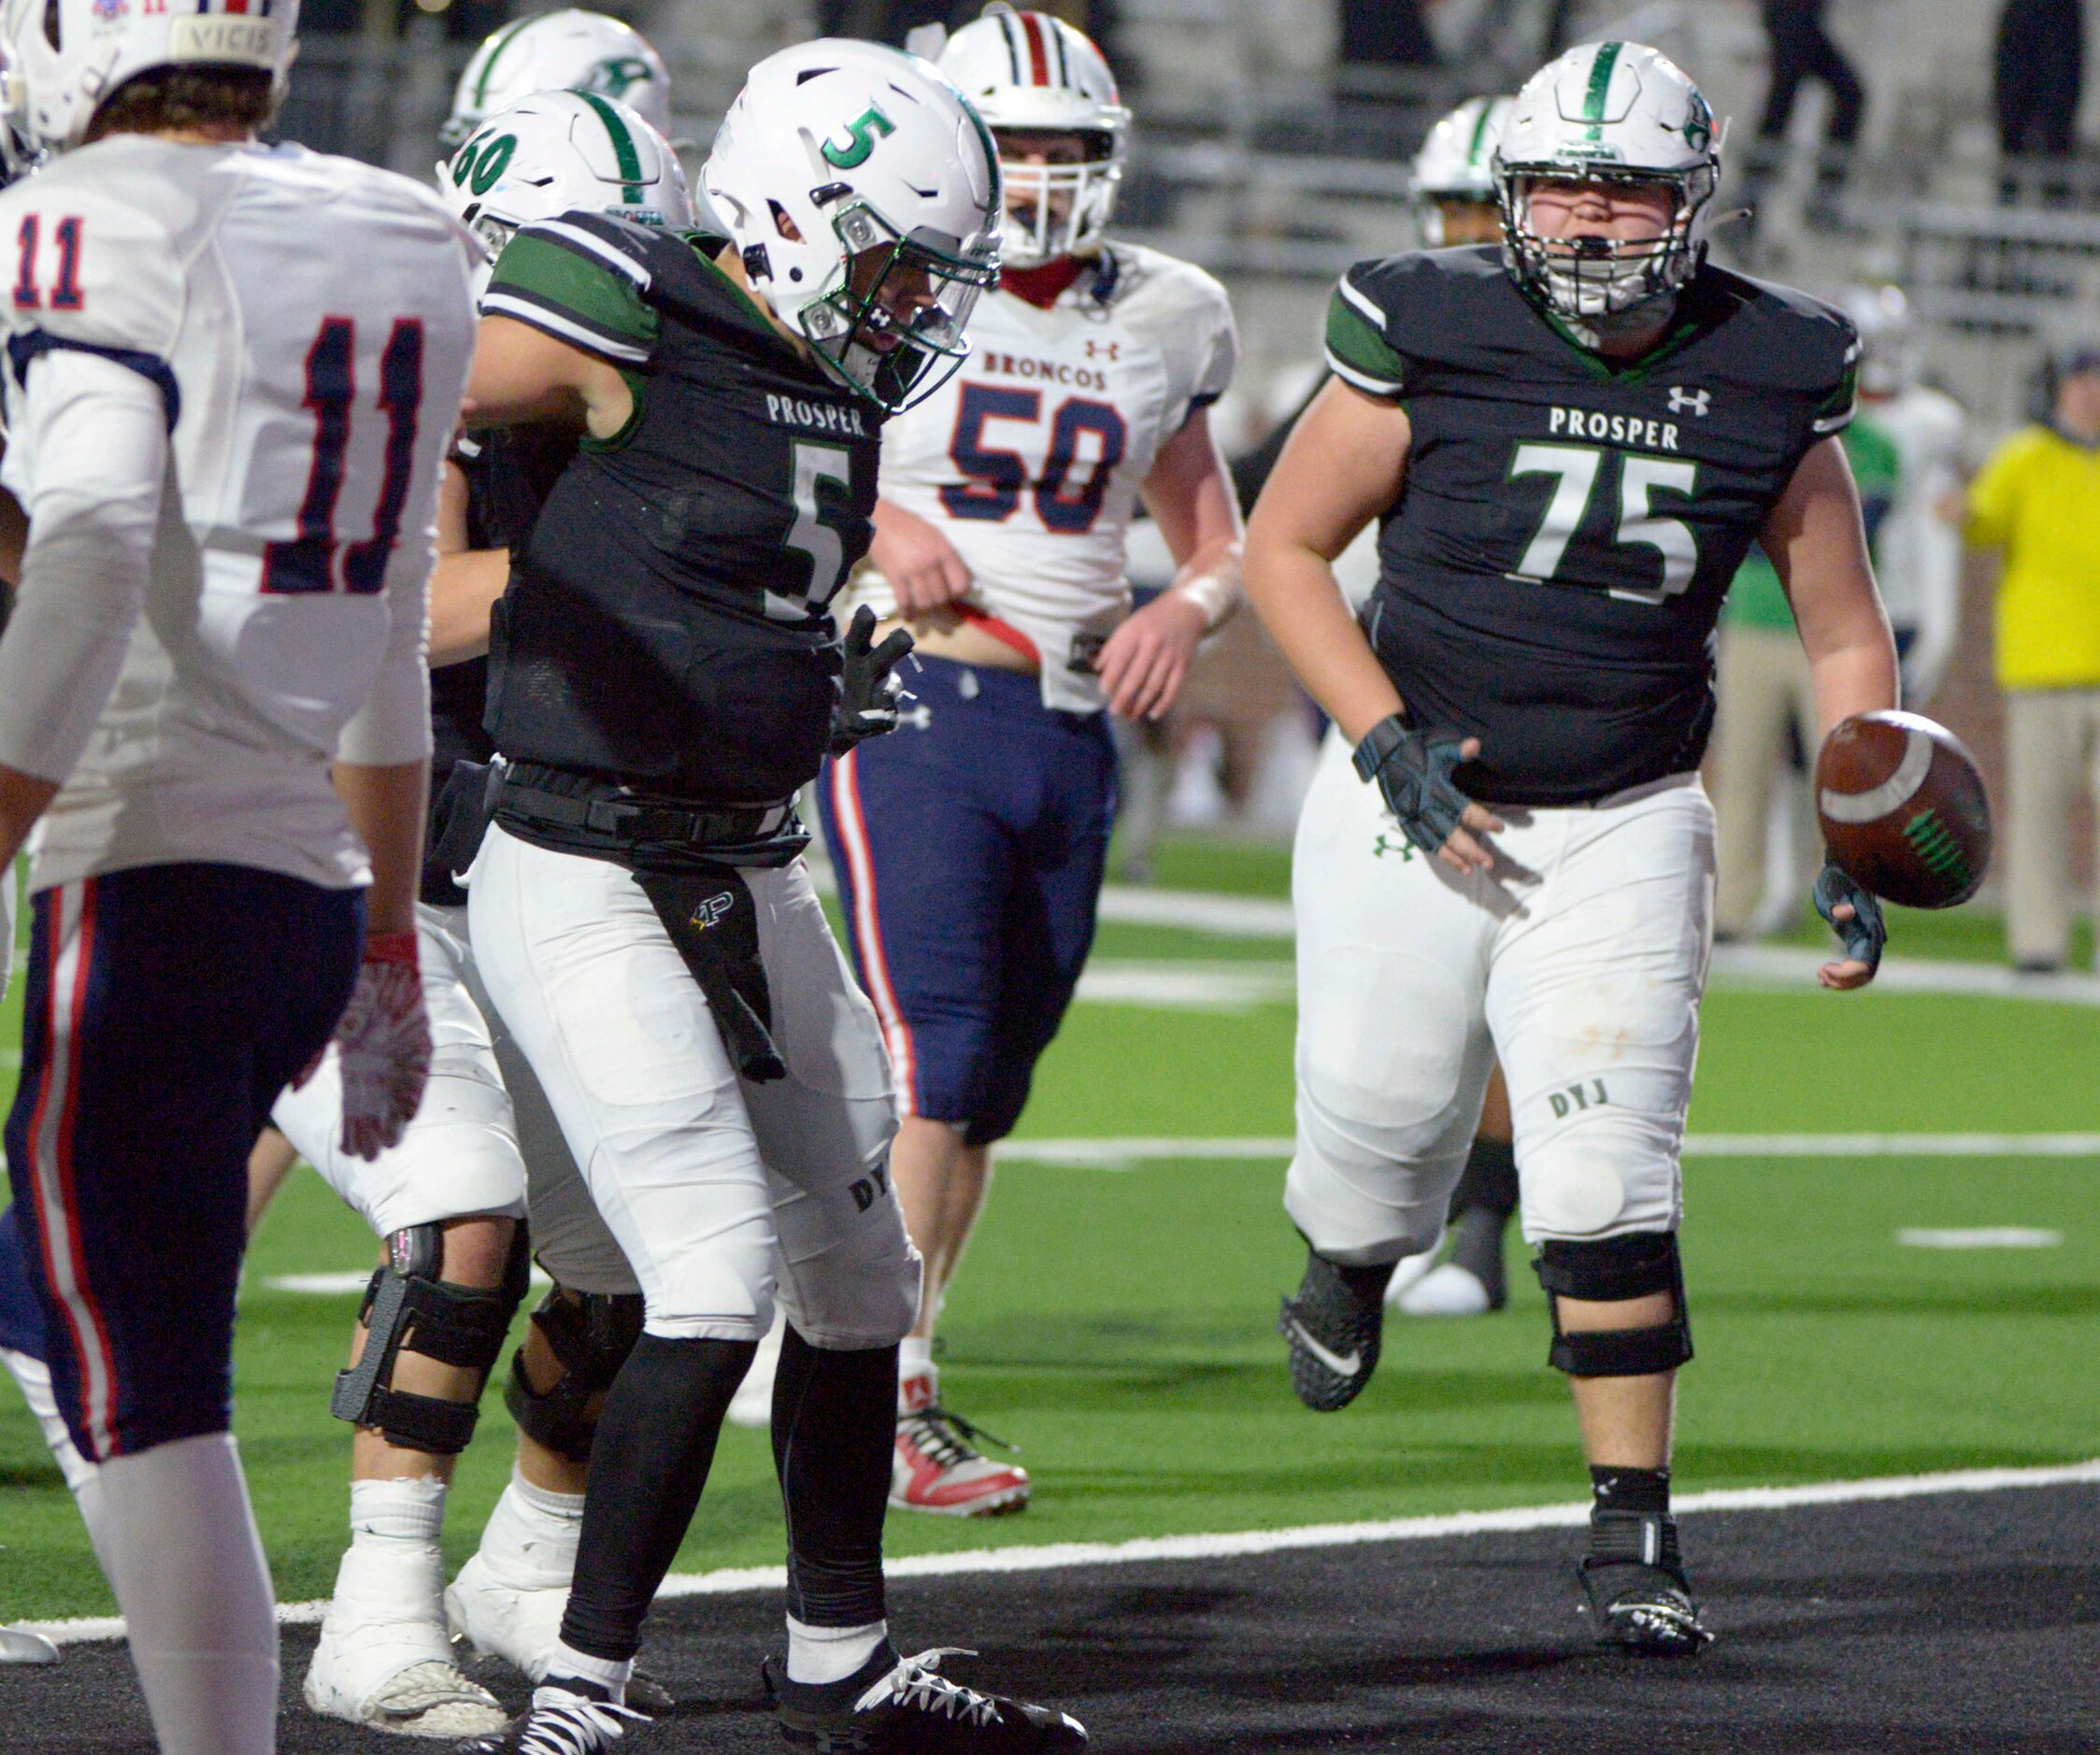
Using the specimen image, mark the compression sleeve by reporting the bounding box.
[0,348,166,784]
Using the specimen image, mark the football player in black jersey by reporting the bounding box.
[451,40,1085,1755]
[1247,41,1897,1654]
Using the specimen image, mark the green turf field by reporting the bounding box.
[3,846,2096,1620]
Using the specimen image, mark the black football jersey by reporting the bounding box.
[1323,245,1860,806]
[478,215,882,803]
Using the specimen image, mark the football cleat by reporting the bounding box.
[772,1645,1087,1751]
[1396,1261,1501,1319]
[451,1681,647,1754]
[1577,1511,1715,1656]
[445,1557,677,1714]
[307,1544,507,1738]
[0,1625,59,1665]
[893,1376,1030,1517]
[1279,1248,1388,1411]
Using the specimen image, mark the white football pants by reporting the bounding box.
[469,826,917,1348]
[1288,733,1715,1263]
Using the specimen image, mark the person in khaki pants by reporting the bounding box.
[1966,344,2100,971]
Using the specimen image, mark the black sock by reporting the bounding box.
[1590,1463,1671,1520]
[774,1326,893,1630]
[1449,1206,1509,1302]
[1450,1137,1518,1220]
[558,1332,756,1662]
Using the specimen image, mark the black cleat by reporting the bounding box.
[452,1679,649,1752]
[1577,1511,1714,1656]
[1278,1248,1390,1411]
[771,1645,1087,1751]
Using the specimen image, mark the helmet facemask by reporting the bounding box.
[794,195,1000,412]
[1498,162,1717,321]
[994,127,1118,267]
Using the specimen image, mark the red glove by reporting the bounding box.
[297,931,432,1161]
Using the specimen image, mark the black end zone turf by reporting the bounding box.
[8,1483,2098,1751]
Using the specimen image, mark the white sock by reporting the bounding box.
[786,1616,888,1687]
[350,1475,447,1553]
[97,1433,278,1755]
[897,1339,936,1412]
[2,1346,110,1570]
[547,1636,631,1704]
[479,1466,585,1591]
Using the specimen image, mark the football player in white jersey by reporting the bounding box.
[813,8,1242,1516]
[0,2,477,1751]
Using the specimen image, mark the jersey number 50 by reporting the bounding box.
[262,316,426,596]
[942,381,1127,535]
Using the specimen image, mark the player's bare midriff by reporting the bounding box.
[876,609,1042,676]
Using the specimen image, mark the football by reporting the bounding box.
[1815,710,1993,909]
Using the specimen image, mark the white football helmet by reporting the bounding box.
[702,39,1001,414]
[1,0,298,155]
[443,9,671,152]
[1494,40,1722,321]
[1411,94,1511,245]
[936,7,1128,268]
[1842,281,1917,397]
[441,91,693,298]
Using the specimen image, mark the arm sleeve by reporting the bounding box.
[0,348,167,784]
[1323,264,1409,401]
[479,219,659,365]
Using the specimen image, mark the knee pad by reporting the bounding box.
[1534,1232,1693,1377]
[777,1208,921,1352]
[1283,1078,1469,1265]
[330,1222,531,1455]
[503,1287,646,1463]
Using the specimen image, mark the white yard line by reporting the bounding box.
[24,1458,2100,1646]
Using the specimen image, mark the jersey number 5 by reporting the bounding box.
[262,316,427,596]
[1508,443,1700,606]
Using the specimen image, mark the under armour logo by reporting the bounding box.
[1667,386,1711,416]
[1084,339,1121,362]
[689,892,736,931]
[1372,832,1415,861]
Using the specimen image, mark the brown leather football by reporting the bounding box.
[1814,710,1992,908]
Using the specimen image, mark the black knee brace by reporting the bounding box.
[332,1223,532,1454]
[504,1286,646,1464]
[1534,1232,1693,1377]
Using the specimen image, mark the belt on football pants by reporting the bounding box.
[493,763,809,868]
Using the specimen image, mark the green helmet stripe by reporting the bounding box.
[1465,100,1496,169]
[472,16,537,110]
[578,90,646,204]
[1582,41,1622,136]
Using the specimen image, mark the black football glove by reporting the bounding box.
[1812,856,1887,975]
[830,605,915,756]
[1351,713,1473,857]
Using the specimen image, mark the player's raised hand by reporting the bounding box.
[1098,591,1207,721]
[871,498,974,618]
[831,605,917,753]
[1352,716,1504,876]
[1812,859,1886,991]
[298,933,433,1161]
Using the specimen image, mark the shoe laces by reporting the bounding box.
[516,1686,648,1755]
[863,1648,1001,1726]
[902,1404,1015,1469]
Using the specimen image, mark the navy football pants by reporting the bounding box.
[5,864,362,1462]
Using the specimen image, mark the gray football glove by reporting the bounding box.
[1813,857,1887,975]
[830,606,915,756]
[1351,713,1472,856]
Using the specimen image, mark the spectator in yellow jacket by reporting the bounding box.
[1965,345,2100,969]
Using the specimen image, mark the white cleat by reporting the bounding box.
[1382,1247,1441,1309]
[0,1625,59,1665]
[1396,1262,1496,1318]
[306,1544,507,1738]
[445,1549,567,1683]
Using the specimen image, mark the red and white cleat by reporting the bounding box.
[891,1373,1030,1518]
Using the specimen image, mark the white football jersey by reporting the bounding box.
[1864,384,1964,632]
[0,138,478,895]
[859,242,1236,710]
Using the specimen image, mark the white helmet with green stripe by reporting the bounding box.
[1412,96,1511,207]
[441,91,693,295]
[443,8,673,152]
[702,38,1002,413]
[1494,40,1721,320]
